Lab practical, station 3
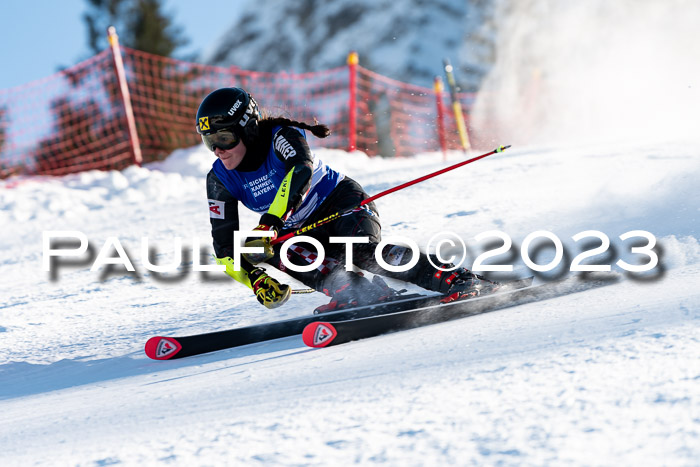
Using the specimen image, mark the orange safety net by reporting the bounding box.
[123,47,352,164]
[0,50,136,178]
[0,47,476,179]
[355,66,476,158]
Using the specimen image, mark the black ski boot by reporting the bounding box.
[414,256,500,299]
[314,273,401,314]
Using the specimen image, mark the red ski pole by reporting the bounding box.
[271,145,511,245]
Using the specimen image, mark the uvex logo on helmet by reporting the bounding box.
[195,88,259,139]
[228,100,243,116]
[239,99,257,127]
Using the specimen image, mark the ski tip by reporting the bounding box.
[145,336,182,360]
[302,322,338,348]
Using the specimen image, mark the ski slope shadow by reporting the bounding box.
[0,334,311,400]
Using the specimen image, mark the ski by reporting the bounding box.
[302,275,619,348]
[144,276,533,360]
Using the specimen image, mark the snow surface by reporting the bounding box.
[1,140,699,465]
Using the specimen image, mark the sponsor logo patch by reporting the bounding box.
[199,116,210,131]
[156,338,178,358]
[274,133,297,159]
[247,173,275,198]
[208,199,225,219]
[314,324,335,346]
[385,245,408,266]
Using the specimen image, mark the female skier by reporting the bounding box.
[197,87,484,310]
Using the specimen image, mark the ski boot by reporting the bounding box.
[436,268,501,303]
[414,257,500,302]
[314,274,402,314]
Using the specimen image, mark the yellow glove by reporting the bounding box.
[249,267,291,309]
[215,257,290,309]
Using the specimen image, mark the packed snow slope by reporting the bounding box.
[1,140,699,465]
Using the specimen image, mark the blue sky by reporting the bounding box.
[0,0,238,90]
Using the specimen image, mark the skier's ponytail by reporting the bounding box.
[260,116,331,139]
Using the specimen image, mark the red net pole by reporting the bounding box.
[108,26,142,166]
[347,51,358,152]
[434,76,448,161]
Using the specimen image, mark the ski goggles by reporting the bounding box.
[201,129,241,152]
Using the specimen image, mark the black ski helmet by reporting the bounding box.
[195,87,260,145]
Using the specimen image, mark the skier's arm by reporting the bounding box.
[208,170,291,308]
[263,126,314,227]
[207,170,255,277]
